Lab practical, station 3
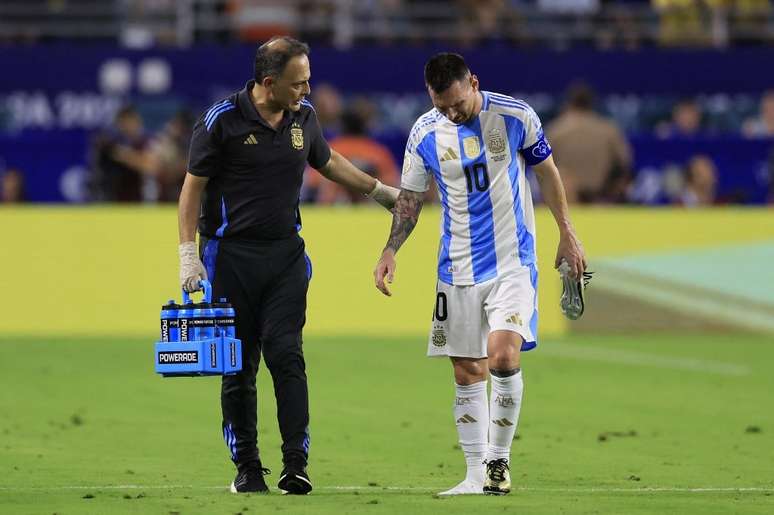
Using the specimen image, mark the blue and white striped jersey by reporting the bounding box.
[401,91,552,285]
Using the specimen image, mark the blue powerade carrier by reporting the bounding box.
[154,280,242,377]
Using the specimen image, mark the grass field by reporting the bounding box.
[1,332,773,514]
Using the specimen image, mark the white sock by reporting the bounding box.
[487,369,524,463]
[453,381,488,482]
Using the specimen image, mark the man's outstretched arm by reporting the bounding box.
[373,189,425,296]
[318,150,399,210]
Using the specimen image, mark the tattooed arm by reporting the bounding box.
[374,189,425,296]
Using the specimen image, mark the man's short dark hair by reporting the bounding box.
[424,53,470,93]
[254,36,310,83]
[566,82,595,111]
[115,105,138,122]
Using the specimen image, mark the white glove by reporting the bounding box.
[179,241,207,293]
[367,179,400,211]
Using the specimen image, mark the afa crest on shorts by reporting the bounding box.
[291,123,304,150]
[431,325,447,347]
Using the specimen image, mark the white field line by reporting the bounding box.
[1,484,773,494]
[542,343,751,376]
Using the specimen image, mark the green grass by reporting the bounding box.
[1,333,773,514]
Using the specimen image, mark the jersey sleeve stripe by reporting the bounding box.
[406,110,441,154]
[488,92,529,107]
[205,104,235,131]
[204,99,232,124]
[205,101,233,127]
[488,97,527,111]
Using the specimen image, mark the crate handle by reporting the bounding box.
[182,279,212,304]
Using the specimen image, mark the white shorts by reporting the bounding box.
[427,265,538,358]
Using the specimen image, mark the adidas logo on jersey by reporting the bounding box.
[505,314,522,326]
[439,147,459,162]
[456,414,477,424]
[243,134,258,145]
[492,418,513,427]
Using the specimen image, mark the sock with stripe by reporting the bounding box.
[486,369,523,463]
[453,381,488,482]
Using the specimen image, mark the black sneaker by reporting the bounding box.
[230,461,271,494]
[278,457,312,495]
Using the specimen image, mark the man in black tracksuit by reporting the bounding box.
[177,37,398,495]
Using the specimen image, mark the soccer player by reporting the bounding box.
[178,36,398,495]
[373,53,586,496]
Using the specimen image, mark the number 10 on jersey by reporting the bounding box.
[464,163,489,193]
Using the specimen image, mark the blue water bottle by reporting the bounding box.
[213,298,236,338]
[160,300,180,342]
[195,302,216,340]
[178,299,195,342]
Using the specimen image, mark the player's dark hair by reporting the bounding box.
[424,53,470,93]
[254,36,310,84]
[566,82,595,111]
[115,105,138,121]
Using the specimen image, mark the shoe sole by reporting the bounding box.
[560,272,585,320]
[278,474,313,495]
[483,487,510,495]
[229,481,269,494]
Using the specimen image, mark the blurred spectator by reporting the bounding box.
[1,168,25,203]
[742,90,774,138]
[90,106,151,202]
[652,0,709,47]
[730,0,772,45]
[679,154,718,206]
[457,0,507,45]
[120,0,179,48]
[312,83,344,139]
[228,0,297,42]
[657,98,704,138]
[310,109,400,204]
[547,83,633,203]
[594,5,643,51]
[146,110,194,202]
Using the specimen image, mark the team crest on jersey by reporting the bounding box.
[487,128,506,154]
[431,325,447,347]
[290,123,304,150]
[462,136,481,159]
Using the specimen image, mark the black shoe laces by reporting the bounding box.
[487,459,509,482]
[244,464,271,476]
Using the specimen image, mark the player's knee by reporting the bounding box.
[489,367,521,378]
[452,359,486,385]
[488,349,520,371]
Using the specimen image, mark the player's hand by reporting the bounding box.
[555,229,586,279]
[179,241,208,293]
[368,180,400,211]
[374,248,397,296]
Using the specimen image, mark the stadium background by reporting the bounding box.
[1,1,773,513]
